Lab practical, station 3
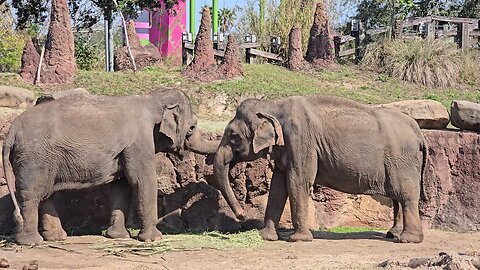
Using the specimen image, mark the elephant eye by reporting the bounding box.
[187,125,195,136]
[229,132,241,146]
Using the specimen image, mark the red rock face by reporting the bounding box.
[305,2,334,69]
[40,0,76,85]
[182,8,215,81]
[217,35,243,79]
[420,130,480,231]
[0,127,479,234]
[19,38,40,84]
[286,24,311,72]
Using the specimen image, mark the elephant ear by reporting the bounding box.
[252,113,284,154]
[159,104,179,146]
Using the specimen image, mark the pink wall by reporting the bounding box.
[149,1,187,65]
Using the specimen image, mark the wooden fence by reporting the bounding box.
[182,42,283,65]
[334,15,480,60]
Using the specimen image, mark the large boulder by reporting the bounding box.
[450,100,480,132]
[377,100,450,129]
[0,86,35,109]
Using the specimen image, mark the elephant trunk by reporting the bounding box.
[213,143,245,220]
[185,128,220,155]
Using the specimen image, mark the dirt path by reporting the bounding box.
[1,230,479,270]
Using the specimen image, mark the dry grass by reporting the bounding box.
[460,50,480,86]
[94,230,263,257]
[362,38,463,87]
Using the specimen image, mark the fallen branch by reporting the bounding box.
[112,0,137,72]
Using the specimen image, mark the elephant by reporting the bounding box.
[3,88,219,245]
[213,95,427,243]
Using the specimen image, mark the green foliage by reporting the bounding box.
[74,35,100,71]
[236,0,315,57]
[0,28,26,72]
[362,38,462,87]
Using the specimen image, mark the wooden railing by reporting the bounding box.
[334,15,480,60]
[182,42,283,65]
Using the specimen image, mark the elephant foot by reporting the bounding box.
[138,226,162,242]
[397,230,423,244]
[105,225,130,239]
[41,228,67,241]
[289,230,313,242]
[386,226,403,239]
[16,231,43,246]
[260,227,279,241]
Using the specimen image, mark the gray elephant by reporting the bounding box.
[213,95,427,243]
[3,88,219,245]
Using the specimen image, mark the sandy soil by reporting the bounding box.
[1,230,479,270]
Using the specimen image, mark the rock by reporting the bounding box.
[217,35,243,79]
[19,38,40,84]
[40,0,76,85]
[305,2,335,69]
[125,19,141,49]
[406,253,479,270]
[451,100,480,132]
[377,100,450,129]
[286,24,311,72]
[0,258,9,268]
[0,86,35,109]
[182,8,217,82]
[115,44,162,71]
[22,260,38,270]
[420,130,480,231]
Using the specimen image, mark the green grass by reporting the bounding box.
[1,64,478,119]
[95,230,263,256]
[324,226,387,233]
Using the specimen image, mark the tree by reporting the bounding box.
[219,7,236,33]
[9,0,183,30]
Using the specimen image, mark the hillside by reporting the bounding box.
[1,64,478,129]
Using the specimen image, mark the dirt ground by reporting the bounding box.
[1,230,479,270]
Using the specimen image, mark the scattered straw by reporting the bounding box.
[94,230,263,257]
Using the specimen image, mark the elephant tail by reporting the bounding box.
[419,136,428,202]
[2,128,24,229]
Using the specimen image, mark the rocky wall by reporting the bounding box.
[0,113,479,234]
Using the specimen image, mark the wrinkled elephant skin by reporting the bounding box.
[213,96,427,243]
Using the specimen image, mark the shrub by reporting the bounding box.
[0,29,26,72]
[362,38,462,87]
[460,50,480,86]
[74,35,101,71]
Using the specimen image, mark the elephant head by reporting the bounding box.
[213,99,284,219]
[150,89,219,155]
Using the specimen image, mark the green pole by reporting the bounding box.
[260,0,265,36]
[190,0,196,40]
[213,0,218,34]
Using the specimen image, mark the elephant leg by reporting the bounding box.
[16,191,43,245]
[123,146,162,242]
[260,169,287,241]
[399,197,423,243]
[286,151,317,242]
[386,200,403,239]
[106,179,131,239]
[40,195,67,241]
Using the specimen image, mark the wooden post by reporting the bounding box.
[394,20,403,40]
[354,28,361,63]
[334,36,341,59]
[457,22,470,51]
[426,21,435,39]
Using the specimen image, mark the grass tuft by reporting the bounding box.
[362,38,463,87]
